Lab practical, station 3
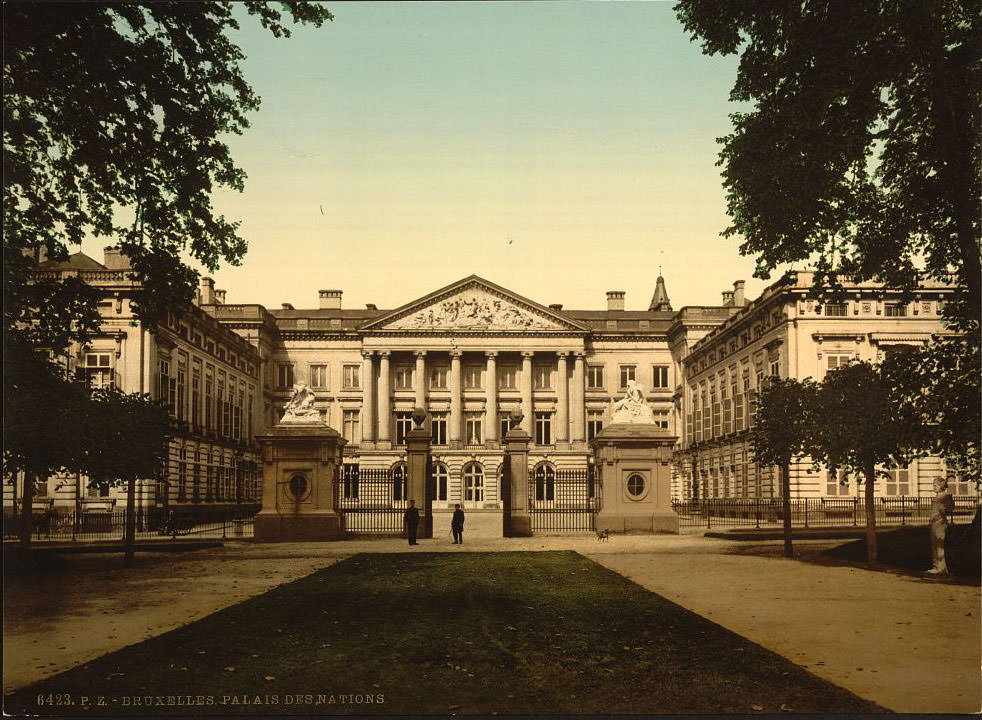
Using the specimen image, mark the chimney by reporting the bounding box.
[319,289,342,309]
[733,280,746,307]
[365,303,378,310]
[214,289,226,304]
[281,303,294,310]
[549,303,563,311]
[103,246,131,270]
[200,276,216,305]
[606,291,625,311]
[722,290,734,306]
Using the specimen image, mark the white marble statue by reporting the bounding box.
[281,382,322,424]
[927,476,955,575]
[606,380,656,425]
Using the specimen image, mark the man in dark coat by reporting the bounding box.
[451,503,465,544]
[404,499,420,546]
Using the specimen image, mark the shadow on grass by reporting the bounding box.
[4,551,884,715]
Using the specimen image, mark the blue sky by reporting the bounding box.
[89,2,771,311]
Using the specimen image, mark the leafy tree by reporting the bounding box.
[3,2,331,562]
[749,377,819,558]
[84,388,172,568]
[810,362,923,567]
[674,1,980,322]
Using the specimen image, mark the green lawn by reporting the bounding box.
[5,551,883,715]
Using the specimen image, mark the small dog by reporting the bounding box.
[596,528,610,542]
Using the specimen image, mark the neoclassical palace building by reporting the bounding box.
[4,248,962,519]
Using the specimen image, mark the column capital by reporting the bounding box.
[361,350,375,359]
[378,350,391,358]
[450,349,463,358]
[414,350,427,358]
[556,350,570,358]
[485,350,499,358]
[521,351,535,359]
[574,351,587,360]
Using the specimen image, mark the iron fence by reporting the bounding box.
[528,466,601,533]
[335,466,406,535]
[2,505,259,543]
[671,496,980,531]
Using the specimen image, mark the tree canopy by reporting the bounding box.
[674,1,980,326]
[3,1,333,348]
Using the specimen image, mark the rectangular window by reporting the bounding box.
[824,303,848,316]
[498,366,518,390]
[769,360,780,378]
[342,410,360,444]
[884,467,911,496]
[827,468,855,497]
[651,365,670,389]
[310,364,329,389]
[534,412,552,446]
[191,363,201,430]
[710,382,721,438]
[587,410,604,441]
[82,352,114,388]
[463,365,483,390]
[276,363,294,390]
[393,365,413,390]
[204,371,214,432]
[653,411,670,430]
[884,303,907,317]
[430,413,448,445]
[721,379,731,435]
[395,411,414,444]
[499,412,512,440]
[587,365,604,389]
[619,365,636,389]
[701,389,711,439]
[733,380,744,433]
[465,412,483,445]
[826,354,852,374]
[429,366,449,389]
[233,389,243,441]
[533,365,551,390]
[221,376,232,437]
[176,358,187,421]
[342,364,360,390]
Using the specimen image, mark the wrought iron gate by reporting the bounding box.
[528,465,601,533]
[335,465,407,535]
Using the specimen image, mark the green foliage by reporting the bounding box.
[674,0,980,326]
[82,387,173,485]
[810,361,921,482]
[3,2,332,337]
[749,377,818,467]
[881,341,981,486]
[2,1,330,484]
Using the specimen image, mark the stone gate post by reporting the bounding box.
[504,410,532,537]
[405,407,432,539]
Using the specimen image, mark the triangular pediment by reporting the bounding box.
[363,276,586,332]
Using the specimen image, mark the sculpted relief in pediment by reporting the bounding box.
[387,289,563,331]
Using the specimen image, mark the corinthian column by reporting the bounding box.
[414,351,427,410]
[449,350,462,446]
[361,351,375,444]
[485,351,498,444]
[521,351,534,434]
[571,352,585,442]
[556,351,569,443]
[377,351,391,443]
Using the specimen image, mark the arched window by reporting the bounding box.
[533,462,556,502]
[463,462,484,503]
[392,462,408,501]
[430,462,449,502]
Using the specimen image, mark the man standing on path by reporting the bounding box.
[451,503,465,544]
[404,500,420,546]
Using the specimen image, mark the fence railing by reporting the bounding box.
[671,496,980,531]
[528,467,601,533]
[2,505,260,543]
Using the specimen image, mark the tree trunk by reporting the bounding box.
[781,460,793,559]
[124,476,136,568]
[18,470,35,572]
[864,460,878,567]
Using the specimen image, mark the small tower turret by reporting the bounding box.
[648,275,672,312]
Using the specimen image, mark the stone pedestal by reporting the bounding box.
[504,427,532,537]
[254,422,346,542]
[591,424,678,534]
